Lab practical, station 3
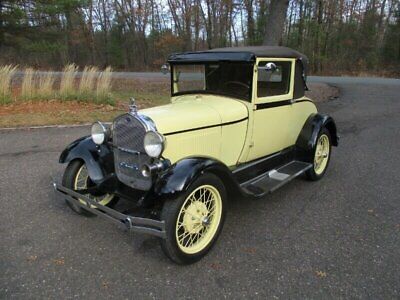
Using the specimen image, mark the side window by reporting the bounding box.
[257,61,291,98]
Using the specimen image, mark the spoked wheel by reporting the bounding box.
[161,173,227,264]
[306,128,332,181]
[62,160,118,216]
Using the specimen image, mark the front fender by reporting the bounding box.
[145,157,242,204]
[59,136,114,183]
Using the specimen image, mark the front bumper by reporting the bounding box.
[53,183,166,239]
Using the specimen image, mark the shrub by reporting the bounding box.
[21,68,35,99]
[0,65,17,104]
[96,66,114,104]
[79,66,99,97]
[59,64,78,100]
[37,72,55,99]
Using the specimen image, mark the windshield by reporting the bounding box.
[171,62,254,101]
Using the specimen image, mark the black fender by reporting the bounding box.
[296,113,339,161]
[59,136,115,183]
[145,157,243,205]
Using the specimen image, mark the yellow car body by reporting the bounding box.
[142,57,317,167]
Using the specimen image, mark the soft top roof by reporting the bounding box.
[168,46,309,99]
[168,46,308,63]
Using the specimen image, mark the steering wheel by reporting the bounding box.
[223,81,250,90]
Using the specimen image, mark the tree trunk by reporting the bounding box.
[263,0,289,45]
[244,0,255,45]
[99,0,109,67]
[297,0,304,48]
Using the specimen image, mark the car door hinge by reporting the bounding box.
[249,141,254,148]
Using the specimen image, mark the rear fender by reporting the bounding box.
[296,113,339,161]
[59,136,114,183]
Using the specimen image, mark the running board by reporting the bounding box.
[240,161,312,197]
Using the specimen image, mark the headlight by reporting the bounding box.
[144,131,165,158]
[91,122,108,145]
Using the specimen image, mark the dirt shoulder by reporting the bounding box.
[306,82,340,102]
[0,80,339,128]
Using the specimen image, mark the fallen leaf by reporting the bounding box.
[53,258,65,266]
[102,281,110,289]
[27,255,38,262]
[210,263,222,270]
[244,247,257,254]
[315,270,327,278]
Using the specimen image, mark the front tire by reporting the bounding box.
[160,173,227,264]
[62,160,118,216]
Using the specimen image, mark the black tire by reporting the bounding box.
[160,173,227,264]
[62,160,118,216]
[306,127,332,181]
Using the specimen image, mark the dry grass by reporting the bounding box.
[21,68,35,99]
[0,64,115,105]
[79,66,98,95]
[59,64,78,99]
[37,72,55,99]
[96,66,113,104]
[0,65,17,104]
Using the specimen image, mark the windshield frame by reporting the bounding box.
[170,62,254,102]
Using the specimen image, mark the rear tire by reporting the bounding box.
[306,128,332,181]
[160,173,227,264]
[62,160,118,216]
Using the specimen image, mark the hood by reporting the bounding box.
[140,95,249,135]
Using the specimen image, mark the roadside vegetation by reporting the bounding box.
[0,64,115,105]
[0,66,171,127]
[0,65,17,104]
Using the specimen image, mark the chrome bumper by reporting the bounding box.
[53,183,166,239]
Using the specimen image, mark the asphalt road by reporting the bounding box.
[1,77,399,299]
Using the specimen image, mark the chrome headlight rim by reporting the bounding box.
[91,121,108,145]
[144,130,165,158]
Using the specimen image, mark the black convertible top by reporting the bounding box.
[168,46,307,63]
[168,46,309,99]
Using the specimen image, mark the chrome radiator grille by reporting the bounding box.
[113,114,152,190]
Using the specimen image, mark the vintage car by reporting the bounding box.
[54,46,338,264]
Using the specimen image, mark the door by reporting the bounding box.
[246,58,296,162]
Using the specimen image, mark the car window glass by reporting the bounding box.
[173,63,253,101]
[175,64,205,92]
[257,61,291,98]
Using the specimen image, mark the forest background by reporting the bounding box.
[1,0,399,76]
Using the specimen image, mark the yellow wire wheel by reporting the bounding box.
[175,185,223,254]
[73,164,114,207]
[314,134,330,175]
[161,173,226,264]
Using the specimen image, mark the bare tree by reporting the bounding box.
[263,0,289,45]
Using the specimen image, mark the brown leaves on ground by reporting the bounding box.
[0,100,118,116]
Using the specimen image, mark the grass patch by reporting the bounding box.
[0,64,116,105]
[0,72,172,127]
[59,64,79,100]
[0,65,17,104]
[21,68,35,100]
[37,72,56,99]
